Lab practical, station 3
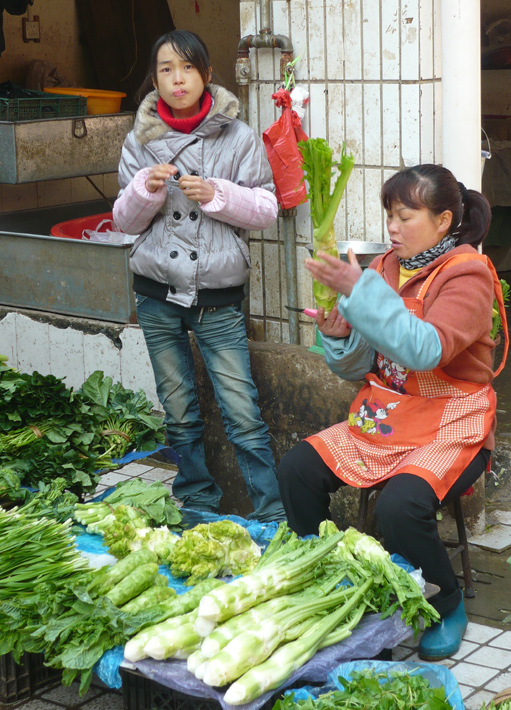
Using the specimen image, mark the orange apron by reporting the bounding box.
[307,253,509,501]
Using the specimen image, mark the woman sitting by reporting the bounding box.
[277,163,508,660]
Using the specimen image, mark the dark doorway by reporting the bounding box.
[75,0,175,111]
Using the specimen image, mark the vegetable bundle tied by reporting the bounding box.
[298,138,355,313]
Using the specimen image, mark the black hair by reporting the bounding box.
[381,164,491,249]
[136,30,211,104]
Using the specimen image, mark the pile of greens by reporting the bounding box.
[273,668,453,709]
[0,510,173,696]
[0,360,165,494]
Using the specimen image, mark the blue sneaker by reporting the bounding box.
[418,599,468,661]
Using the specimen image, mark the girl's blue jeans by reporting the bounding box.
[135,295,285,523]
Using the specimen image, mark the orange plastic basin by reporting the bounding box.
[43,88,126,115]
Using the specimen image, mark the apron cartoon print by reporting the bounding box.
[307,253,509,502]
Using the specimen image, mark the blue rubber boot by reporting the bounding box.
[418,599,467,661]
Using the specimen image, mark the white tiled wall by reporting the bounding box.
[0,312,161,411]
[241,0,442,344]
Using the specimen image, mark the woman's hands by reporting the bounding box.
[305,248,363,298]
[317,306,352,338]
[145,164,215,204]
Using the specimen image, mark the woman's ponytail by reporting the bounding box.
[454,188,492,249]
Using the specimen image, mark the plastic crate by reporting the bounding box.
[0,90,87,122]
[120,668,280,710]
[0,652,61,704]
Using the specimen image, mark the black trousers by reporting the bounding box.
[277,441,490,616]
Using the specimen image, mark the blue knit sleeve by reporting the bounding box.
[322,329,376,381]
[337,269,442,371]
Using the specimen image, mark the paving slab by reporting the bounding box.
[115,462,154,476]
[464,623,504,644]
[139,467,176,483]
[450,661,500,687]
[494,510,511,526]
[469,524,511,552]
[463,645,511,669]
[465,689,498,709]
[490,631,511,650]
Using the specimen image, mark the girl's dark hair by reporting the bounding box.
[381,164,491,249]
[136,30,210,104]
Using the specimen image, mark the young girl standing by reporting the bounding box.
[113,30,285,523]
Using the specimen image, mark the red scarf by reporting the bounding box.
[157,91,212,134]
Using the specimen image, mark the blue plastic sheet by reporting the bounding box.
[286,660,464,710]
[111,444,180,467]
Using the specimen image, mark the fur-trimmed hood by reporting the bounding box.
[133,83,239,146]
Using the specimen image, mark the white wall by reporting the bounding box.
[242,0,441,345]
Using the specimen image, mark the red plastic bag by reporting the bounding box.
[263,88,308,209]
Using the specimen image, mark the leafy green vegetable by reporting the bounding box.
[78,370,166,455]
[13,478,79,524]
[169,520,262,585]
[336,527,440,635]
[272,668,452,709]
[0,465,25,502]
[298,138,355,313]
[100,478,182,528]
[491,278,510,340]
[90,548,158,596]
[0,367,166,494]
[120,583,175,614]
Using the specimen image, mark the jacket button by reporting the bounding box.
[173,211,181,220]
[169,286,176,294]
[170,251,178,259]
[190,251,198,261]
[189,211,198,221]
[173,172,181,180]
[191,170,199,176]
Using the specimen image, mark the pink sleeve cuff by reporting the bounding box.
[113,168,167,234]
[200,178,278,230]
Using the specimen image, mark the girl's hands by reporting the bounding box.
[305,248,363,297]
[145,165,216,203]
[145,163,177,192]
[317,306,352,338]
[178,175,215,203]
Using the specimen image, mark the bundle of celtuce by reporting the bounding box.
[121,522,439,705]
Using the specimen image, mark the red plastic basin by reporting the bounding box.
[50,212,114,240]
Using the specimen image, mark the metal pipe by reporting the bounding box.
[260,0,271,34]
[236,1,298,342]
[281,209,300,344]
